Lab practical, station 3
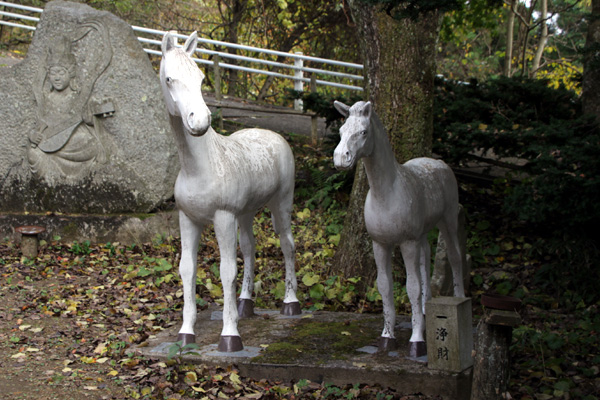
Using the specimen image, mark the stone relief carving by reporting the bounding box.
[28,19,114,183]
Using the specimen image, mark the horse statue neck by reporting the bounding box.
[169,113,215,175]
[362,111,400,193]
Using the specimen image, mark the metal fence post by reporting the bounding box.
[294,52,303,111]
[310,73,318,145]
[213,54,223,131]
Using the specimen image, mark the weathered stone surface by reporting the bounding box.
[0,211,179,245]
[139,306,473,400]
[0,1,178,214]
[426,296,473,373]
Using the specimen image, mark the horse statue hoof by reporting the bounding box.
[218,335,243,352]
[177,333,196,346]
[378,336,397,353]
[409,341,427,358]
[280,301,301,316]
[237,298,255,318]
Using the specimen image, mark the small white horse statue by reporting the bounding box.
[160,31,300,352]
[333,100,465,357]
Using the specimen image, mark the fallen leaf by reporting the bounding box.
[230,372,242,385]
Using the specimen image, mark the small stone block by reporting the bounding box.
[426,297,473,372]
[176,333,196,346]
[280,301,301,316]
[237,298,255,318]
[218,335,244,352]
[484,309,521,327]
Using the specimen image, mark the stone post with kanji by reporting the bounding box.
[426,297,473,373]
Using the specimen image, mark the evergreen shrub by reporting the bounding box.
[433,76,600,229]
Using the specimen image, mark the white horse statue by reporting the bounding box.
[333,100,466,357]
[160,31,300,352]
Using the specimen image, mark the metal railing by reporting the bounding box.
[0,1,364,96]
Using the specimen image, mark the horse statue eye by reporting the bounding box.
[360,130,367,135]
[165,77,172,84]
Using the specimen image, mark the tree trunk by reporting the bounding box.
[470,319,512,400]
[332,1,440,286]
[531,0,548,77]
[504,0,516,77]
[582,0,600,118]
[332,162,375,287]
[217,0,247,97]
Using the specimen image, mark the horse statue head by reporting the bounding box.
[333,100,374,170]
[160,31,212,136]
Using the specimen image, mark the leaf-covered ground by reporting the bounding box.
[0,218,434,400]
[0,138,429,400]
[1,172,599,400]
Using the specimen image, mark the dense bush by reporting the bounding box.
[433,76,600,230]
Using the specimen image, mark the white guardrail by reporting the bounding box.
[0,1,364,96]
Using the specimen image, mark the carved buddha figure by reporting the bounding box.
[28,35,103,182]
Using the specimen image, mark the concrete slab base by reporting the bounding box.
[137,306,472,400]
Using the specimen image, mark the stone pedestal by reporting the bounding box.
[426,297,473,372]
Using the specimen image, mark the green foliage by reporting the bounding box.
[531,234,600,305]
[69,240,92,255]
[289,124,355,211]
[358,0,464,20]
[438,0,505,82]
[511,307,600,399]
[434,75,600,229]
[166,340,201,361]
[286,89,363,129]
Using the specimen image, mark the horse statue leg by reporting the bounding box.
[400,240,427,358]
[418,234,432,315]
[269,201,301,316]
[214,210,243,352]
[238,212,256,317]
[177,212,204,346]
[373,241,397,352]
[439,211,466,298]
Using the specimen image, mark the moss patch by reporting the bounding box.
[251,317,380,365]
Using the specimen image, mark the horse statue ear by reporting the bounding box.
[184,31,198,57]
[334,100,350,118]
[362,101,372,119]
[162,30,178,55]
